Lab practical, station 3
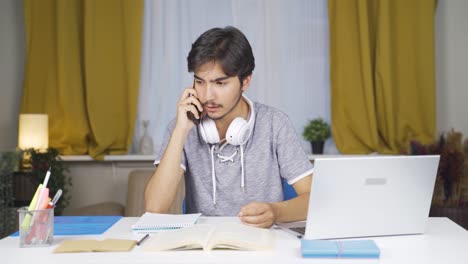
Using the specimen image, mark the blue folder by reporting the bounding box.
[301,239,380,258]
[11,216,122,237]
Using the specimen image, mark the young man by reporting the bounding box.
[145,26,313,228]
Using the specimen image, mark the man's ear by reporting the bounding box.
[241,74,252,92]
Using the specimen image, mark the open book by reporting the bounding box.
[142,222,275,251]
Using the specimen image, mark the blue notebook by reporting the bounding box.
[301,239,380,258]
[11,216,122,237]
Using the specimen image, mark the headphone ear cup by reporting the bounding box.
[199,118,220,144]
[226,117,248,145]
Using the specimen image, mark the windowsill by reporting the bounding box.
[308,154,375,160]
[59,153,372,162]
[60,155,156,162]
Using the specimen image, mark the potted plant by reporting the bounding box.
[0,151,20,238]
[405,130,468,230]
[26,148,72,215]
[303,118,331,154]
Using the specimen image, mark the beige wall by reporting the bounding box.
[63,160,154,214]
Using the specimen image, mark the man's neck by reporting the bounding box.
[215,97,250,140]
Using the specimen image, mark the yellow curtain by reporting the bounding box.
[21,0,143,159]
[328,0,437,154]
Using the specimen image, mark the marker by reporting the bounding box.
[20,184,42,229]
[30,167,51,228]
[35,167,51,211]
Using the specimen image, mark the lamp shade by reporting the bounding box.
[18,114,49,150]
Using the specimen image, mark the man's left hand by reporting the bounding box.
[238,202,277,228]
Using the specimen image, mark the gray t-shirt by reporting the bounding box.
[154,101,314,216]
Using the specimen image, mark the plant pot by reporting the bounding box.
[311,141,324,154]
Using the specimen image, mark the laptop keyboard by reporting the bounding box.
[291,227,306,235]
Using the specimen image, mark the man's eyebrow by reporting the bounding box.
[194,75,230,82]
[212,76,230,82]
[194,75,204,81]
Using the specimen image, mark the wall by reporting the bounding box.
[435,0,468,137]
[0,0,25,151]
[63,160,154,214]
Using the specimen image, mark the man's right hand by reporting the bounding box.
[145,87,202,213]
[176,87,204,133]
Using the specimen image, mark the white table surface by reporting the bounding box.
[1,217,468,264]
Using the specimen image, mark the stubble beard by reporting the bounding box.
[207,89,243,121]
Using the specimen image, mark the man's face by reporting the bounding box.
[193,62,250,121]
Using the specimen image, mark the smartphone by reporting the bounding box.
[187,80,202,124]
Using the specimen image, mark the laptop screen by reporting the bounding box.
[303,155,439,239]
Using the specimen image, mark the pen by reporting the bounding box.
[47,189,62,208]
[136,234,149,246]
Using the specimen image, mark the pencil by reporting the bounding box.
[136,234,149,246]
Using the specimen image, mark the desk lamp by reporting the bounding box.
[18,114,48,170]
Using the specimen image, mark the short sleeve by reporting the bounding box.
[154,119,187,171]
[276,116,314,184]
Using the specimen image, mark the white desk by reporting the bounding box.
[1,217,468,264]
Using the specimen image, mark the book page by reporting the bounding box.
[206,222,275,251]
[142,224,214,251]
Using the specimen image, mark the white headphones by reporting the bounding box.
[199,95,255,146]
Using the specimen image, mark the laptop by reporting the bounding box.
[277,155,440,239]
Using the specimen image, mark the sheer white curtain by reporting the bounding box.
[132,0,336,154]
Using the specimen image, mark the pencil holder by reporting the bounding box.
[18,206,54,247]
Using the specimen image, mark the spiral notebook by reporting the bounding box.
[131,213,202,233]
